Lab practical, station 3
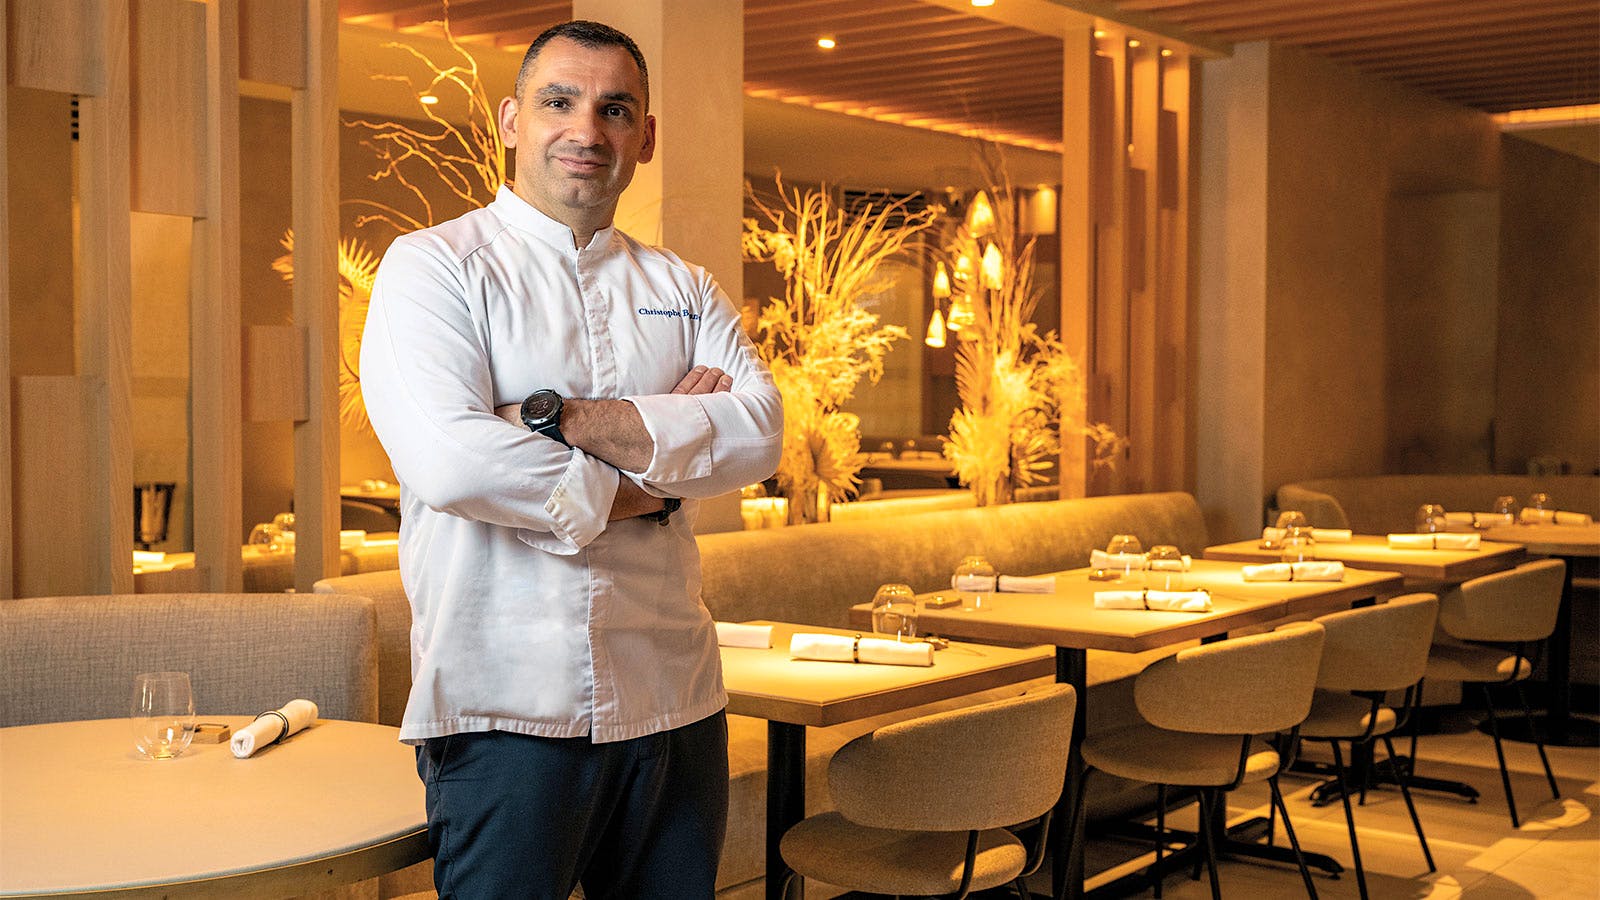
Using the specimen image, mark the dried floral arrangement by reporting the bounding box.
[742,177,935,521]
[939,162,1122,505]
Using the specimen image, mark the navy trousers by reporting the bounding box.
[416,711,729,899]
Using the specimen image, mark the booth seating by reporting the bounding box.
[316,491,1217,900]
[1275,475,1600,533]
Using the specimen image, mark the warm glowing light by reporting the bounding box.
[1128,39,1141,48]
[981,242,1004,291]
[816,37,836,50]
[1093,29,1106,38]
[1493,104,1600,128]
[947,294,976,330]
[954,253,974,283]
[932,261,952,299]
[967,190,996,236]
[925,307,948,347]
[1161,48,1173,57]
[418,94,440,105]
[971,0,995,6]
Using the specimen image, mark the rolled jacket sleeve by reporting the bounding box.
[361,235,617,552]
[625,276,783,498]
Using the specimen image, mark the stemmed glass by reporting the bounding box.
[131,672,195,760]
[1415,504,1448,534]
[1263,511,1308,549]
[953,555,997,610]
[1146,545,1185,591]
[1281,525,1316,563]
[870,583,918,641]
[1525,492,1552,522]
[1105,534,1144,583]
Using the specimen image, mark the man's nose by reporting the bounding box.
[564,109,607,146]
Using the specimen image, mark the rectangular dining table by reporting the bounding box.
[1203,534,1526,584]
[846,560,1405,899]
[720,620,1055,900]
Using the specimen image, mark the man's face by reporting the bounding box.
[498,37,656,236]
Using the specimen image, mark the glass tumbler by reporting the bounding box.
[1146,545,1185,591]
[1281,525,1317,564]
[1105,534,1144,582]
[1415,504,1448,534]
[1264,511,1308,549]
[952,555,998,610]
[131,672,195,760]
[870,583,919,641]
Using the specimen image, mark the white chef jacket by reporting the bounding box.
[360,186,783,744]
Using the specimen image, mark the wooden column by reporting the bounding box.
[1128,41,1160,494]
[191,0,244,591]
[0,0,12,596]
[291,0,340,592]
[1158,52,1194,492]
[1058,24,1095,498]
[1089,28,1130,496]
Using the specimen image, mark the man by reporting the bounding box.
[360,19,782,899]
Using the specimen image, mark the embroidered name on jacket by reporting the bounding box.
[637,306,701,321]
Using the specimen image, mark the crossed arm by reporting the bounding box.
[564,365,734,521]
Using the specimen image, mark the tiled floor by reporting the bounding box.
[1080,715,1600,898]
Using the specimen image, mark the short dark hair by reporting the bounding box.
[515,20,650,112]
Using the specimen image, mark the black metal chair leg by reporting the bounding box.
[1513,680,1561,799]
[1382,735,1435,872]
[1270,776,1319,899]
[1199,790,1222,900]
[1154,783,1166,899]
[1480,684,1522,829]
[1330,741,1370,900]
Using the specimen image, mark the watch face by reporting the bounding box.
[523,392,559,423]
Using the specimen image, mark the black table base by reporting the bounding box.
[1481,712,1600,748]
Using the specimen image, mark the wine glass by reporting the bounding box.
[870,583,919,641]
[1263,511,1307,549]
[1281,525,1317,564]
[131,672,195,760]
[1525,492,1552,522]
[1146,545,1185,591]
[952,555,997,610]
[1492,495,1519,519]
[1415,504,1448,534]
[1105,534,1144,582]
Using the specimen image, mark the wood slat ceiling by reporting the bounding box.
[1103,0,1600,112]
[340,0,1600,153]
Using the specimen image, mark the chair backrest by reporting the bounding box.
[1275,484,1352,530]
[827,683,1075,832]
[315,570,414,726]
[1135,621,1326,735]
[1314,593,1439,692]
[0,593,378,727]
[1439,558,1566,643]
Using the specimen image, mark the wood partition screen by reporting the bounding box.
[3,0,339,597]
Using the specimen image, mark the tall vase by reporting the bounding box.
[785,479,828,525]
[973,471,1014,507]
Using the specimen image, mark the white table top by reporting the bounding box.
[720,621,1053,727]
[847,561,1403,653]
[0,717,426,898]
[1481,523,1600,557]
[1205,534,1525,582]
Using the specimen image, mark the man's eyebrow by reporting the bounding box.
[533,83,640,107]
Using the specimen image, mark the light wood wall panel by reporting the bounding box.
[239,0,306,87]
[1090,31,1131,496]
[71,0,135,596]
[131,0,206,216]
[1157,55,1193,492]
[1058,24,1096,498]
[0,0,12,596]
[244,324,308,422]
[13,377,108,596]
[192,0,244,591]
[1128,44,1160,494]
[292,0,340,591]
[8,0,103,93]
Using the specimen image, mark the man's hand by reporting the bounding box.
[610,477,669,521]
[672,366,733,395]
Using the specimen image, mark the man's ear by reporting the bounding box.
[497,96,519,147]
[638,114,656,164]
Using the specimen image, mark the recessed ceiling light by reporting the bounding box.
[1128,39,1141,48]
[419,94,440,105]
[1160,48,1173,57]
[1093,29,1106,39]
[817,36,836,50]
[971,0,996,7]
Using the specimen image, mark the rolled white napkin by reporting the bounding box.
[1519,508,1595,526]
[1241,561,1347,582]
[1089,549,1149,571]
[998,574,1057,593]
[715,622,774,649]
[230,699,318,759]
[1093,590,1213,612]
[951,573,997,592]
[1444,512,1515,532]
[1388,533,1481,550]
[1261,527,1354,543]
[789,633,934,666]
[339,529,367,549]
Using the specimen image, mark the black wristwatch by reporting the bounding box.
[520,389,567,445]
[644,497,681,526]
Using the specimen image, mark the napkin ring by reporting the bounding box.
[851,633,862,663]
[253,709,292,746]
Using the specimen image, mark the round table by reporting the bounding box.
[0,717,428,898]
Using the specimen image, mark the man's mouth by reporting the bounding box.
[555,155,607,174]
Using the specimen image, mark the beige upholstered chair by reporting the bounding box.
[0,593,380,727]
[1300,594,1440,899]
[1419,558,1565,828]
[779,683,1075,900]
[1082,622,1327,899]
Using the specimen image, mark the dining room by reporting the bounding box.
[2,1,1598,898]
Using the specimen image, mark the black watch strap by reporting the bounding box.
[645,497,681,526]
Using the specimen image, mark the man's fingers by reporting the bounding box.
[715,373,733,392]
[671,366,710,394]
[672,366,729,395]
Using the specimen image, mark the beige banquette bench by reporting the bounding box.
[316,491,1213,900]
[1276,474,1600,533]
